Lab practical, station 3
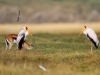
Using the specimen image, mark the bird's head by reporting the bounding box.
[23,26,33,37]
[79,25,88,36]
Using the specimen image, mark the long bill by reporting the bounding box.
[78,27,86,36]
[27,29,33,38]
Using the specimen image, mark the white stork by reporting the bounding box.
[17,26,33,50]
[79,25,99,53]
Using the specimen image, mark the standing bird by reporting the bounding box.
[17,26,33,50]
[79,25,99,53]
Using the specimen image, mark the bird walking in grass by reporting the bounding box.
[17,26,33,50]
[79,24,99,53]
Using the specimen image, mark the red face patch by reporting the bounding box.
[84,26,86,29]
[26,27,28,30]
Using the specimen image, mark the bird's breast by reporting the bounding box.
[17,36,23,44]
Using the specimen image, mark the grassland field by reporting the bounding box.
[0,23,100,75]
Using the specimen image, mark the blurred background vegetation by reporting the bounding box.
[0,0,100,23]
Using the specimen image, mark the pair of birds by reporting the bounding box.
[5,26,33,50]
[5,25,99,53]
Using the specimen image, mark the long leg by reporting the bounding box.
[5,39,13,50]
[5,39,9,50]
[5,39,10,50]
[90,41,92,53]
[8,43,13,50]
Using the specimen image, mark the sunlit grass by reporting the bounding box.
[0,23,100,34]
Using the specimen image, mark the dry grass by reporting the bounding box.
[0,23,100,34]
[0,49,100,75]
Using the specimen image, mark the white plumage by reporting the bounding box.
[17,26,33,50]
[84,27,99,46]
[79,25,99,53]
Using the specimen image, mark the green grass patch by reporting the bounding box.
[0,33,100,75]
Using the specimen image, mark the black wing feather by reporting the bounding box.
[18,34,25,50]
[87,34,98,48]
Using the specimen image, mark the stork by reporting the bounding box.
[17,26,33,50]
[79,25,99,53]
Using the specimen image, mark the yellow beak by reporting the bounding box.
[27,29,33,38]
[79,27,86,36]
